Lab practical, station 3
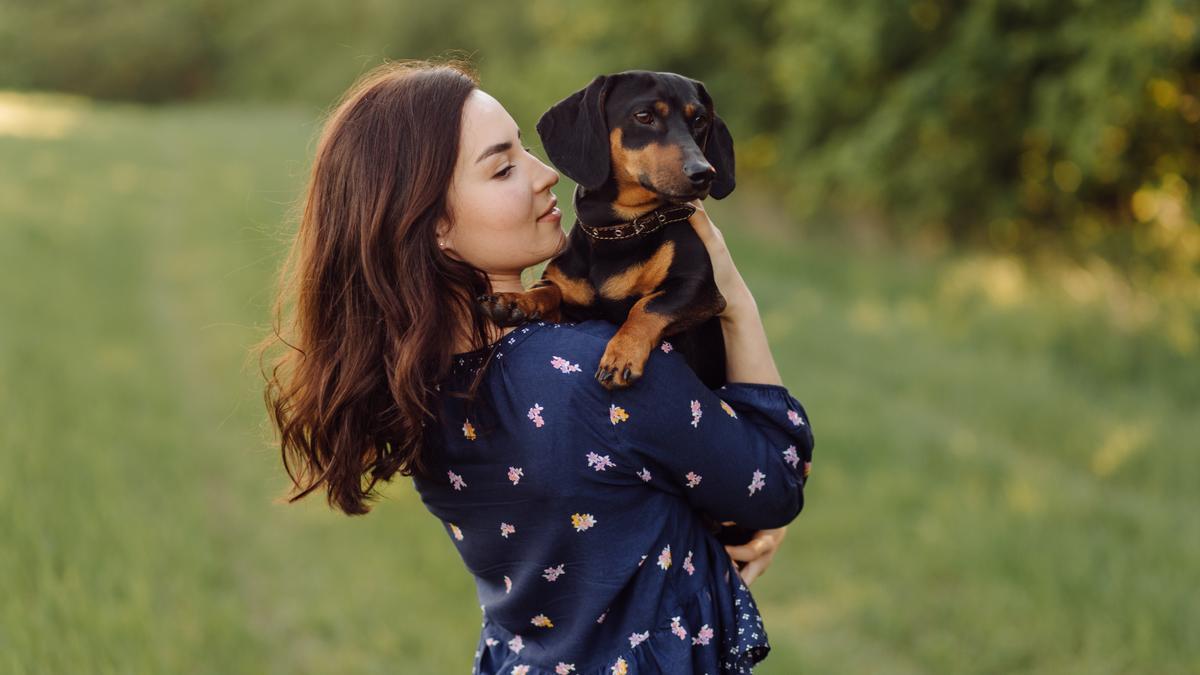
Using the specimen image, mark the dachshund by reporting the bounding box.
[477,70,736,392]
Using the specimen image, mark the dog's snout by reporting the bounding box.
[684,161,715,187]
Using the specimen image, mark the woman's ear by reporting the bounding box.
[536,75,613,190]
[692,80,736,200]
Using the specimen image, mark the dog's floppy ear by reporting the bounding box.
[694,80,736,199]
[536,75,613,190]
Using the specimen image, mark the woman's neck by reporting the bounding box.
[451,322,516,354]
[451,269,525,353]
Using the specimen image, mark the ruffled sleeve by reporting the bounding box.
[605,342,814,531]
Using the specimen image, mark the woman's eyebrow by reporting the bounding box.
[474,128,522,164]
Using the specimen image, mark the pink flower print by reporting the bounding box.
[611,657,628,675]
[512,667,530,675]
[500,522,516,538]
[657,544,672,570]
[485,637,499,647]
[448,523,463,541]
[670,616,688,640]
[504,575,512,593]
[660,340,673,353]
[787,409,806,426]
[690,399,702,428]
[555,663,576,674]
[748,469,766,496]
[586,451,616,472]
[531,613,554,628]
[448,470,467,491]
[550,355,581,373]
[508,635,525,653]
[720,399,738,418]
[682,550,695,576]
[638,554,647,567]
[609,404,629,425]
[597,610,608,624]
[691,624,714,646]
[782,445,800,468]
[571,513,597,532]
[685,471,702,488]
[803,461,812,477]
[462,419,476,440]
[637,467,651,482]
[542,564,565,582]
[628,630,649,648]
[527,403,545,428]
[508,466,524,485]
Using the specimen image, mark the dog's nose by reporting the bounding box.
[685,161,716,188]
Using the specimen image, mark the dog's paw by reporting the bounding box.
[594,334,653,390]
[477,292,542,327]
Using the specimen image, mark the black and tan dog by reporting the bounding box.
[478,70,735,391]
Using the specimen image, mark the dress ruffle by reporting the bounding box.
[473,552,769,675]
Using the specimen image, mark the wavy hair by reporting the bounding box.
[256,59,504,515]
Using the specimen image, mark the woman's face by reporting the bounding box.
[438,89,565,284]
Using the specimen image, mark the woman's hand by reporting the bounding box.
[687,199,755,319]
[723,524,787,586]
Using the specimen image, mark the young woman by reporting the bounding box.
[261,60,815,674]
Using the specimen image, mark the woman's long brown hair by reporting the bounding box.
[256,59,503,515]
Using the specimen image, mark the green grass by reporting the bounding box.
[1,92,1196,674]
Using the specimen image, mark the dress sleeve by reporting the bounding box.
[605,342,815,530]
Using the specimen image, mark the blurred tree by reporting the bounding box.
[0,0,1196,274]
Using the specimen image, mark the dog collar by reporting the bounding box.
[576,203,697,241]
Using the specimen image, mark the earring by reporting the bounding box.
[438,240,446,249]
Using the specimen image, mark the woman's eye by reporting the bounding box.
[495,165,514,178]
[634,111,654,125]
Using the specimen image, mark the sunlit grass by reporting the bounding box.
[0,91,89,138]
[1,92,1196,674]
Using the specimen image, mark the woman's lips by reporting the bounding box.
[537,205,561,222]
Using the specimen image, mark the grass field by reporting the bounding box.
[1,92,1197,674]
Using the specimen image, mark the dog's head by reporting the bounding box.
[536,70,736,205]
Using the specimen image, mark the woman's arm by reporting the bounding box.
[687,199,783,387]
[687,199,795,585]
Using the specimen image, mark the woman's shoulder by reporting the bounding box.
[511,318,618,359]
[501,319,616,378]
[445,319,617,383]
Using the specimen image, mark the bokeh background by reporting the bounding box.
[2,1,1197,672]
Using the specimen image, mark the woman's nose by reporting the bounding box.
[535,157,559,190]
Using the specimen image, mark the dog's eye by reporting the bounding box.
[634,111,654,125]
[691,114,708,129]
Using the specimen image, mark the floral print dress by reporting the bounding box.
[413,319,815,674]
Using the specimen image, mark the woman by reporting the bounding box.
[261,60,814,674]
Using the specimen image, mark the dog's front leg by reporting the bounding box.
[477,280,564,326]
[594,291,674,389]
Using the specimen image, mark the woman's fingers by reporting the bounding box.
[738,556,770,586]
[724,537,769,562]
[724,526,788,585]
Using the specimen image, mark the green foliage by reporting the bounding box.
[1,0,1197,270]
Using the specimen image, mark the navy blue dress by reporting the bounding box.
[414,319,815,674]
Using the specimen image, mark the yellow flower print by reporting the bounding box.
[448,523,463,541]
[571,513,597,532]
[531,613,554,628]
[609,404,629,425]
[462,418,476,440]
[611,657,628,675]
[719,400,737,418]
